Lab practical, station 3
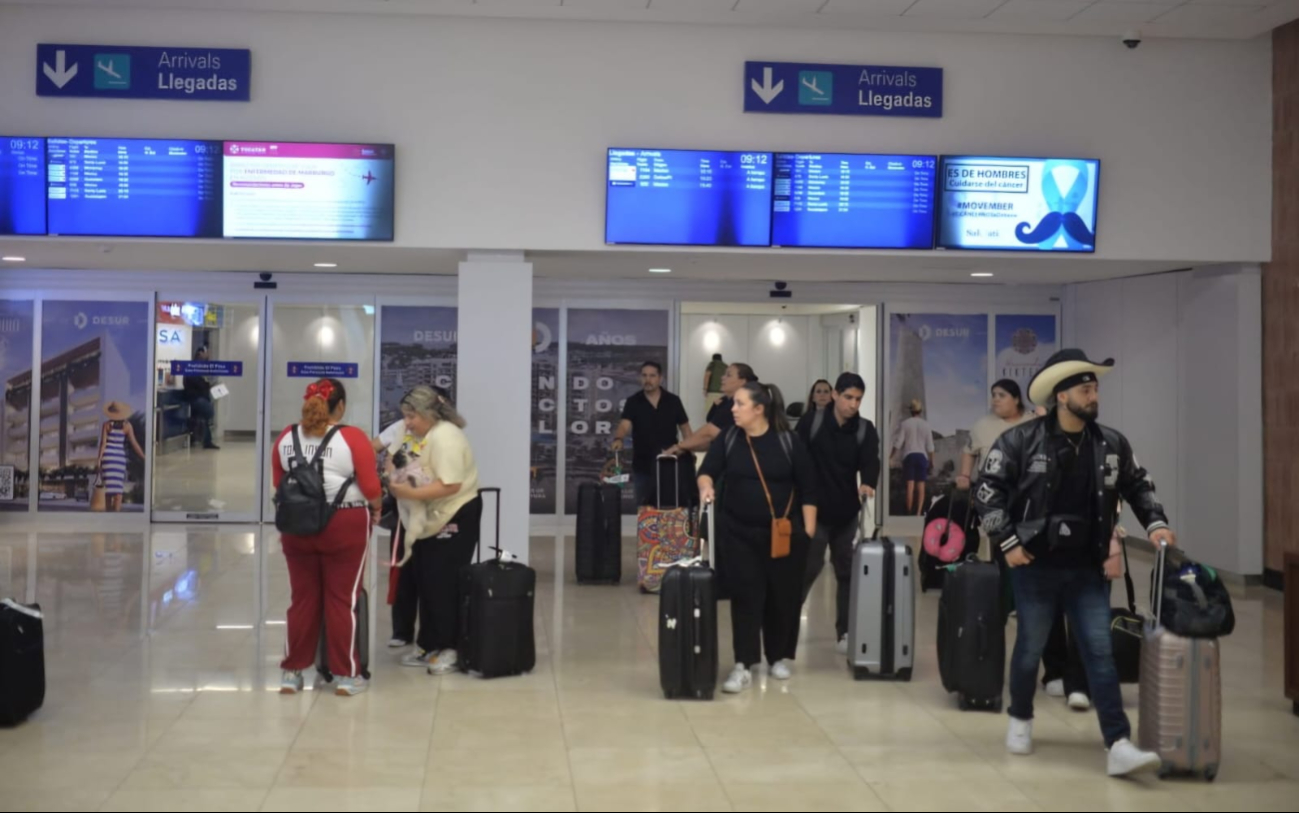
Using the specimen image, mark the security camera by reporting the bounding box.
[1122,30,1142,49]
[259,272,272,282]
[770,281,792,299]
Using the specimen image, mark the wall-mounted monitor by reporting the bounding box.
[771,152,936,249]
[222,141,395,241]
[46,137,223,237]
[605,148,774,247]
[0,137,47,236]
[937,155,1100,252]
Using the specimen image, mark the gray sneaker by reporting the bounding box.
[428,649,460,676]
[279,670,304,695]
[401,648,436,668]
[334,675,369,697]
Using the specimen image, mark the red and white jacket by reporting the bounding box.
[272,424,382,507]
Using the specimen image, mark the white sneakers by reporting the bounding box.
[1006,718,1034,755]
[1044,679,1065,698]
[428,649,460,676]
[279,670,304,695]
[334,675,369,697]
[401,649,437,668]
[836,636,849,656]
[1068,692,1093,711]
[388,637,411,649]
[769,660,793,681]
[722,664,753,694]
[1008,719,1162,778]
[1107,739,1163,777]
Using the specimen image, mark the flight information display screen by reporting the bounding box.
[0,137,46,236]
[222,141,396,241]
[46,137,223,237]
[605,148,774,247]
[771,152,937,249]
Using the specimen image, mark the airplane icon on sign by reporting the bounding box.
[801,75,826,96]
[97,59,122,79]
[361,171,376,185]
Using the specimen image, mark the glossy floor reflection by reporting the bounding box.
[0,525,1295,812]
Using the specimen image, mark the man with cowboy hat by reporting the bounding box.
[974,348,1176,777]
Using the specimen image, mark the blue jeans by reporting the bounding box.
[1009,564,1129,746]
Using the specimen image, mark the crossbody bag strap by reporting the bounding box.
[746,433,793,521]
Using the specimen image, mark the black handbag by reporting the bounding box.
[1154,549,1236,639]
[378,491,398,533]
[1110,539,1143,684]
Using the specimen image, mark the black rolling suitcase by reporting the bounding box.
[576,482,622,585]
[316,589,370,682]
[937,557,1006,711]
[0,599,45,726]
[658,502,718,701]
[459,488,537,679]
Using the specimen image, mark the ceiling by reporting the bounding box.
[682,301,860,315]
[4,0,1299,39]
[0,238,1189,284]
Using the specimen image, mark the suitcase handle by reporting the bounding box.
[656,453,681,510]
[1152,539,1169,626]
[858,496,880,542]
[476,487,506,564]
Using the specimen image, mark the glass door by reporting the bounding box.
[151,296,267,523]
[263,298,376,519]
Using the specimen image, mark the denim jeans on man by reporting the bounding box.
[190,396,215,447]
[1009,564,1128,746]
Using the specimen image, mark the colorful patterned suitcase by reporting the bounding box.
[637,456,698,593]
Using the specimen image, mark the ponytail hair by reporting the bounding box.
[301,378,346,436]
[402,385,467,429]
[740,381,791,434]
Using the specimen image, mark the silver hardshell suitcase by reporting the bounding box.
[847,507,915,681]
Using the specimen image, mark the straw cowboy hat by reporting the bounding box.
[1028,349,1114,406]
[103,401,132,420]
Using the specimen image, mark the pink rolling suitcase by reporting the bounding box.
[1137,541,1222,781]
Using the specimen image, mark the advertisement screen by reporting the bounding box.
[222,141,395,241]
[46,137,223,237]
[938,156,1099,253]
[0,137,46,236]
[771,152,936,249]
[605,148,773,247]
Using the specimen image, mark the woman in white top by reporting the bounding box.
[957,379,1036,492]
[387,386,481,676]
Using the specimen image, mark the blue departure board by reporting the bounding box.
[0,137,47,235]
[771,153,937,249]
[605,148,774,247]
[46,137,223,237]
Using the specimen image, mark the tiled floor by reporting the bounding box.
[0,526,1295,812]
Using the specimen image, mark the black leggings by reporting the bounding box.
[412,497,484,654]
[725,517,810,668]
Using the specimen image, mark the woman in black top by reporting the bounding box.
[698,382,819,694]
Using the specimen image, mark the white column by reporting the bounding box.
[458,252,533,564]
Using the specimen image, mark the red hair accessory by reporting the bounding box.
[304,380,335,402]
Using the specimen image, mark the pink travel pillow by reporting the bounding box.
[923,518,967,563]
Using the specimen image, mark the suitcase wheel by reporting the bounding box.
[1204,766,1218,783]
[852,666,870,682]
[958,694,971,711]
[896,668,913,683]
[991,697,1003,713]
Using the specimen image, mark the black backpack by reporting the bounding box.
[274,425,355,536]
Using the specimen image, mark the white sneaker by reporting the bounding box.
[388,637,411,649]
[401,649,436,668]
[1044,679,1065,698]
[428,649,460,676]
[1006,718,1034,755]
[770,660,792,681]
[1107,738,1162,777]
[334,676,369,697]
[1068,692,1092,712]
[279,670,304,695]
[836,636,849,656]
[722,664,752,694]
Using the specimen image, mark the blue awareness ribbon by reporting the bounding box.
[1015,160,1095,250]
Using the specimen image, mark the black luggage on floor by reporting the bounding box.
[658,504,718,700]
[316,588,370,682]
[576,483,622,585]
[937,558,1006,711]
[459,488,536,679]
[0,599,45,726]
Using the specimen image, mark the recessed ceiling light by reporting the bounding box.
[314,262,338,268]
[649,267,672,274]
[971,272,994,278]
[2,256,26,262]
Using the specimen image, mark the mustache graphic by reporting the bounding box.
[1015,211,1095,247]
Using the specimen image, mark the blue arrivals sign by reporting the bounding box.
[744,61,943,119]
[37,43,251,101]
[171,360,244,377]
[287,362,360,379]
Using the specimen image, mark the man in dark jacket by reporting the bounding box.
[183,346,219,450]
[975,349,1174,777]
[794,372,880,655]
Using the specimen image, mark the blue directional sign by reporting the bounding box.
[744,61,942,119]
[171,360,244,377]
[287,362,360,379]
[37,43,251,101]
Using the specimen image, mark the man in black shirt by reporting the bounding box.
[183,346,219,450]
[795,373,880,654]
[666,362,757,457]
[611,361,692,506]
[976,349,1173,778]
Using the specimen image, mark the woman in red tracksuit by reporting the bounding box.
[273,378,382,697]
